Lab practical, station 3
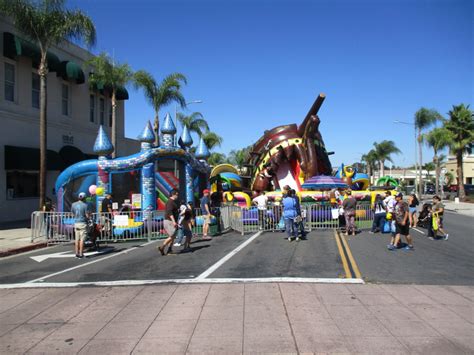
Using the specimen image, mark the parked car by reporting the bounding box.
[424,184,435,194]
[448,184,474,196]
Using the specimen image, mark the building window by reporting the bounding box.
[99,97,105,125]
[32,73,40,108]
[6,171,39,199]
[109,101,113,127]
[89,94,95,123]
[61,83,69,116]
[5,62,15,102]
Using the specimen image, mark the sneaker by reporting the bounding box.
[78,254,84,258]
[296,237,300,241]
[404,245,414,250]
[288,237,292,241]
[158,246,165,256]
[173,243,181,247]
[428,237,434,240]
[369,231,375,234]
[387,244,396,251]
[75,254,81,258]
[443,234,449,241]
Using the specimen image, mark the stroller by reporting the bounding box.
[417,203,432,229]
[84,219,100,251]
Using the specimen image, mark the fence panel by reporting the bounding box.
[30,202,376,244]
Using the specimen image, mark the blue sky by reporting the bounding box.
[70,0,472,168]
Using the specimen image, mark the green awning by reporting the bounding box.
[57,61,85,84]
[4,145,64,171]
[3,32,60,71]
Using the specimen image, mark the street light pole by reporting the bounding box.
[394,120,418,196]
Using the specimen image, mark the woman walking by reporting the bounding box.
[342,190,357,236]
[370,194,386,234]
[408,193,420,227]
[282,189,298,241]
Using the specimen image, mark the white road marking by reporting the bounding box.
[30,248,113,263]
[195,231,263,280]
[0,277,365,289]
[412,227,426,235]
[26,240,158,283]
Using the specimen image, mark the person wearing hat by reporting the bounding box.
[158,189,180,255]
[388,192,414,251]
[200,189,211,240]
[71,192,91,258]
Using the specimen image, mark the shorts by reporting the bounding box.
[74,222,87,241]
[437,216,444,228]
[395,222,410,236]
[409,207,417,214]
[164,220,177,237]
[183,229,193,239]
[202,214,210,225]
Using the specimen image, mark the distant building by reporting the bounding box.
[0,17,139,224]
[444,147,474,185]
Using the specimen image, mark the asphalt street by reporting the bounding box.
[0,211,472,286]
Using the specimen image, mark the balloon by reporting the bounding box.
[96,187,104,196]
[89,185,97,195]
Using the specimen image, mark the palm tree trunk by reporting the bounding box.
[457,150,466,200]
[434,154,439,195]
[154,112,159,146]
[38,58,48,210]
[111,92,117,158]
[380,160,385,179]
[418,130,423,197]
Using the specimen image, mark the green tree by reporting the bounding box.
[201,132,223,150]
[424,127,451,195]
[0,0,96,209]
[86,52,133,158]
[176,112,209,138]
[444,171,454,186]
[415,107,443,196]
[228,146,252,170]
[361,149,378,185]
[423,162,435,181]
[134,70,187,146]
[373,141,401,178]
[444,104,474,200]
[208,153,227,166]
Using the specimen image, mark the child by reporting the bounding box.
[181,207,195,251]
[174,203,188,247]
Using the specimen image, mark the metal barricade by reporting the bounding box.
[30,202,376,244]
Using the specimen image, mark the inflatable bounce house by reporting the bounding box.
[209,93,394,206]
[55,113,211,216]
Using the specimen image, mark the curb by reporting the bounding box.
[0,242,48,258]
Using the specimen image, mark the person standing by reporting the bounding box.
[432,195,449,240]
[158,190,179,255]
[282,189,298,241]
[101,193,113,235]
[71,192,90,258]
[342,190,357,236]
[252,192,268,230]
[388,193,414,250]
[408,193,420,227]
[42,196,55,239]
[200,189,212,240]
[370,194,386,234]
[181,206,195,252]
[210,185,224,235]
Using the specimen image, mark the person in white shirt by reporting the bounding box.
[253,192,268,229]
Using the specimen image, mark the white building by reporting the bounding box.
[0,17,139,224]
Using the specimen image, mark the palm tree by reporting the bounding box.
[373,141,401,178]
[423,162,435,181]
[134,70,187,146]
[176,112,209,138]
[0,0,96,209]
[228,146,251,170]
[208,153,227,166]
[86,53,133,158]
[414,107,443,196]
[444,104,474,201]
[361,149,378,184]
[201,132,223,150]
[424,127,451,195]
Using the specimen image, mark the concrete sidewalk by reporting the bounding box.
[0,227,47,257]
[0,283,472,354]
[443,200,474,217]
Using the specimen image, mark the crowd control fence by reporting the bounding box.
[31,202,374,244]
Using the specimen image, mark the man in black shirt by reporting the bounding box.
[210,183,224,235]
[101,193,113,235]
[158,190,179,255]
